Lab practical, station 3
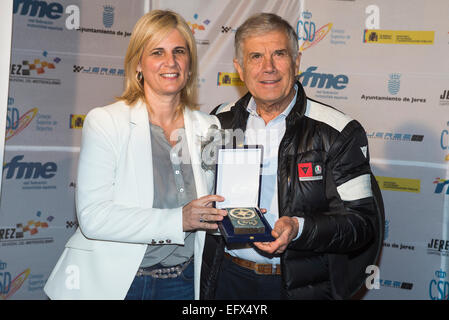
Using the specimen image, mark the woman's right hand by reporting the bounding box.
[182,195,227,231]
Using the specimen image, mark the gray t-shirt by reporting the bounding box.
[139,123,196,268]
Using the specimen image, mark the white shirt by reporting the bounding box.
[226,85,304,264]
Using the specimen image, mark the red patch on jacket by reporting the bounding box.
[298,163,313,178]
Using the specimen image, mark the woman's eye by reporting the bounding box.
[174,48,186,55]
[151,50,163,56]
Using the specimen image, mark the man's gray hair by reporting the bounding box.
[234,13,299,65]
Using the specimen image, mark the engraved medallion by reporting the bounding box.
[226,207,265,234]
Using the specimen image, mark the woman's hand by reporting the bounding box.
[182,195,227,231]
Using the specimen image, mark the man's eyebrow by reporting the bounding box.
[274,49,288,53]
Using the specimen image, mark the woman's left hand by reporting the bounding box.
[182,195,227,231]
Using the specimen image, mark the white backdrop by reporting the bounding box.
[1,0,448,300]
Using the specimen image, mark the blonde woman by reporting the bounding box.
[44,10,226,300]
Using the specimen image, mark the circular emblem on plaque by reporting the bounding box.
[229,208,256,220]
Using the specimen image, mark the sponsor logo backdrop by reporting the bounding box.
[1,0,146,299]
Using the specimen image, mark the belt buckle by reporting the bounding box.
[254,263,279,275]
[254,263,270,275]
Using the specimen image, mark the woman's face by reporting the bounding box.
[138,28,190,101]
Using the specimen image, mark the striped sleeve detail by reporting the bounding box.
[336,174,373,201]
[305,100,353,132]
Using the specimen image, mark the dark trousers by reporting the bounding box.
[214,255,282,300]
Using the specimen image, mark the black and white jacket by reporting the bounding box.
[200,81,384,300]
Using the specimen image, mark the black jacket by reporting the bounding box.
[200,82,384,299]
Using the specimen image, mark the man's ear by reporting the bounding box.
[233,58,244,82]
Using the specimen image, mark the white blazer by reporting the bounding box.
[44,100,219,300]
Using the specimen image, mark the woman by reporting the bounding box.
[44,10,226,300]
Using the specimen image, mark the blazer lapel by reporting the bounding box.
[183,108,208,198]
[127,104,210,208]
[128,100,154,208]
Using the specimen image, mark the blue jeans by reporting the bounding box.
[124,261,194,300]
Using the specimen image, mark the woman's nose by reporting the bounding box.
[164,53,176,66]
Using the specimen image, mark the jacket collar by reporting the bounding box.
[232,80,308,129]
[129,99,149,125]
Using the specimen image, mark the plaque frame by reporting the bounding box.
[214,145,274,243]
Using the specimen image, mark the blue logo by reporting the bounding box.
[440,122,449,150]
[384,219,389,240]
[366,131,424,142]
[3,155,57,180]
[297,10,316,42]
[380,279,413,290]
[429,269,449,300]
[6,107,19,131]
[298,66,349,90]
[103,5,114,28]
[0,260,11,296]
[434,178,449,195]
[13,0,63,20]
[388,73,401,95]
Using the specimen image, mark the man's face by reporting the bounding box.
[234,30,300,109]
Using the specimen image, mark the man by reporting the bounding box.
[200,13,384,300]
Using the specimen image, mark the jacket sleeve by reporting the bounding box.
[289,121,379,253]
[75,107,185,245]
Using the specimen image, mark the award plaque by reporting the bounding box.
[226,208,265,234]
[214,146,274,243]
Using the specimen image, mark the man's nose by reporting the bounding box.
[262,56,275,73]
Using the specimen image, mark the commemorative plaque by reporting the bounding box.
[226,208,265,234]
[214,146,274,243]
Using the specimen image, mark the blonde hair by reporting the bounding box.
[118,10,198,109]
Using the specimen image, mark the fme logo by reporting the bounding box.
[298,66,349,90]
[3,155,57,180]
[434,178,449,195]
[13,0,80,30]
[14,0,65,19]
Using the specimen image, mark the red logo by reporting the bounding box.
[298,163,313,177]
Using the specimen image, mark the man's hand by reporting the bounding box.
[253,216,299,254]
[182,195,227,231]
